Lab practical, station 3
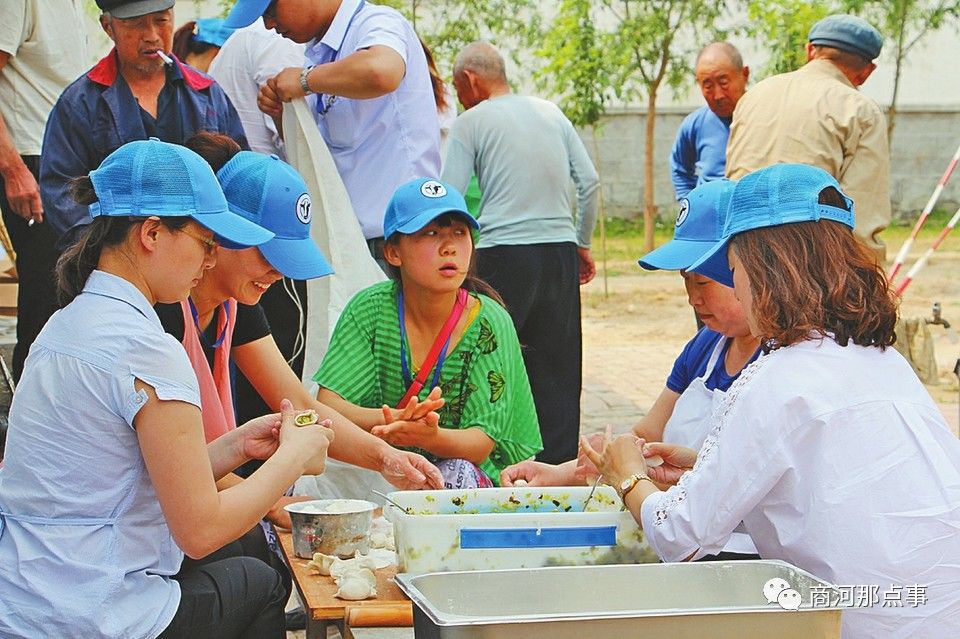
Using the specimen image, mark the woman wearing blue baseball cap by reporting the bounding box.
[313,177,543,487]
[502,180,763,560]
[0,139,335,638]
[159,133,444,502]
[584,164,960,638]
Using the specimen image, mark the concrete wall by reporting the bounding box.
[580,106,960,223]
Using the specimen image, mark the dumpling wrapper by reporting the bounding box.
[295,409,319,426]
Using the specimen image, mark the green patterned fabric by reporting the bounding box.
[314,280,542,482]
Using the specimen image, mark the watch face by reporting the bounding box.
[620,477,634,492]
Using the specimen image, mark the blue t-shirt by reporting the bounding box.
[669,106,731,200]
[666,327,761,394]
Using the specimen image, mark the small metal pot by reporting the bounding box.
[285,499,377,559]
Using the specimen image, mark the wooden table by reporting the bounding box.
[275,529,412,639]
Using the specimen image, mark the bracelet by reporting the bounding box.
[299,65,316,95]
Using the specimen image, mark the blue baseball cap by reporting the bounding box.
[688,164,855,287]
[216,151,333,279]
[808,14,883,61]
[195,18,236,48]
[88,138,274,248]
[224,0,270,28]
[383,178,480,241]
[638,179,735,272]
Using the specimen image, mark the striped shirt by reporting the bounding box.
[314,280,542,481]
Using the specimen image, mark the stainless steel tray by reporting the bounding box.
[395,560,843,638]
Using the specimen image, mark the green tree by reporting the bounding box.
[533,0,615,293]
[741,0,832,76]
[596,0,724,252]
[378,0,541,76]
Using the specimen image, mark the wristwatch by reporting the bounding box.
[618,473,651,500]
[299,65,316,95]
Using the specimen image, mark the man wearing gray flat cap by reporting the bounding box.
[726,14,890,260]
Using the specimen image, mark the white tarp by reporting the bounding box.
[281,100,393,500]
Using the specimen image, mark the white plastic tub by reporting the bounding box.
[383,487,656,574]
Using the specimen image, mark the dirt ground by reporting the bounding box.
[579,244,960,438]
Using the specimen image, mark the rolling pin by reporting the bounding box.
[345,602,413,627]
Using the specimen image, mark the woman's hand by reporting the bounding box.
[371,410,441,449]
[500,459,579,487]
[236,411,283,461]
[277,399,335,475]
[574,432,606,480]
[643,442,697,486]
[579,433,649,492]
[377,448,444,489]
[381,386,445,425]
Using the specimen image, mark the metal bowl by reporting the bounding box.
[285,499,377,559]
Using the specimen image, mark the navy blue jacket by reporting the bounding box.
[39,50,248,241]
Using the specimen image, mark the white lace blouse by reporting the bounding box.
[639,336,960,638]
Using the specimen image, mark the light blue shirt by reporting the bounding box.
[0,271,201,639]
[441,94,599,248]
[669,106,731,200]
[305,0,440,239]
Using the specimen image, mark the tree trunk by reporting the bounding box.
[643,89,658,252]
[591,128,608,298]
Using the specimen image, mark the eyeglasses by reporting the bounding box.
[262,0,279,20]
[178,226,219,256]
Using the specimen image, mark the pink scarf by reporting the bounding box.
[179,298,237,443]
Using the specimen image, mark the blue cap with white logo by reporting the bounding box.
[688,164,855,287]
[383,178,480,241]
[216,151,333,279]
[88,138,274,248]
[638,179,735,272]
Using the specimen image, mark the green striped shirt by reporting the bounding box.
[314,280,542,482]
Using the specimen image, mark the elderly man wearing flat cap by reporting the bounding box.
[726,14,890,259]
[39,0,247,247]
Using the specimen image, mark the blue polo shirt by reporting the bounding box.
[669,106,731,200]
[0,271,200,638]
[666,327,761,393]
[40,50,248,243]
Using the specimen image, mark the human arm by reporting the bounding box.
[316,385,444,430]
[669,119,698,200]
[38,94,100,237]
[632,387,681,442]
[0,51,43,223]
[233,334,443,489]
[137,386,333,558]
[565,119,599,249]
[581,379,789,563]
[259,46,405,117]
[500,459,583,487]
[839,101,891,249]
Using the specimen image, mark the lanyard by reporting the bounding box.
[188,297,230,349]
[397,287,468,408]
[316,0,366,116]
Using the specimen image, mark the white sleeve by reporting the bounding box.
[119,332,201,428]
[0,0,28,56]
[639,373,790,561]
[253,36,305,87]
[353,12,408,62]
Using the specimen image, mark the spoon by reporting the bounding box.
[371,489,413,515]
[582,474,603,511]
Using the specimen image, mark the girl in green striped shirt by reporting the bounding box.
[314,179,542,486]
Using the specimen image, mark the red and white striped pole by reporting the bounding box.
[894,204,960,296]
[888,142,960,283]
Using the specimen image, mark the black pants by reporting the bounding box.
[0,155,61,382]
[159,528,288,639]
[477,242,582,464]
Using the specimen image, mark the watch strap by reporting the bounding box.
[619,473,651,500]
[299,65,316,95]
